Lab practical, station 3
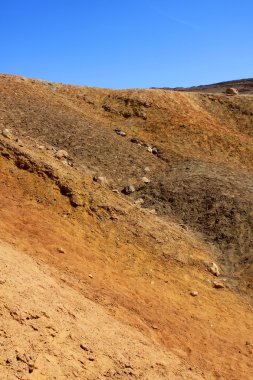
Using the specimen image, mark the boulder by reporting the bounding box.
[225,88,238,95]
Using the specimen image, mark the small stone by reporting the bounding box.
[134,198,144,205]
[93,176,108,185]
[190,291,198,297]
[148,209,157,215]
[130,137,140,144]
[152,324,158,330]
[213,281,225,289]
[55,149,69,159]
[70,193,84,207]
[142,177,150,183]
[89,274,93,279]
[57,247,65,253]
[122,185,135,195]
[147,146,153,153]
[144,167,150,172]
[152,147,158,154]
[2,128,12,139]
[38,145,44,150]
[115,128,126,136]
[209,262,220,276]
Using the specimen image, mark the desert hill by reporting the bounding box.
[155,78,253,94]
[0,73,253,379]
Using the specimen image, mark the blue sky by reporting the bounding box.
[1,0,252,88]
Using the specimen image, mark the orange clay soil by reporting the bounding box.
[0,135,253,379]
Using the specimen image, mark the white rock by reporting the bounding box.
[134,198,144,205]
[55,149,69,159]
[209,262,220,276]
[142,177,150,183]
[2,128,12,139]
[93,176,108,186]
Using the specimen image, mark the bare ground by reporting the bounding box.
[1,74,253,379]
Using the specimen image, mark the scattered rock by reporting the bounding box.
[190,291,198,297]
[93,176,108,186]
[55,149,69,159]
[2,128,12,139]
[89,274,93,279]
[122,185,135,195]
[152,325,158,330]
[209,262,220,276]
[142,177,150,183]
[70,193,84,207]
[80,343,89,351]
[134,198,144,206]
[226,88,238,95]
[152,147,158,155]
[213,281,225,289]
[146,146,153,153]
[144,166,150,172]
[57,247,65,254]
[130,137,140,144]
[115,128,126,137]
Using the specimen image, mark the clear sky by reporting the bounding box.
[1,0,252,88]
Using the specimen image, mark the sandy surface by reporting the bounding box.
[0,241,201,380]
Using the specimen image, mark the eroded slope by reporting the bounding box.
[0,133,253,379]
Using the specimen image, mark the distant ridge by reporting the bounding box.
[152,78,253,93]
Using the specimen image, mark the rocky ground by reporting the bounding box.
[0,74,253,379]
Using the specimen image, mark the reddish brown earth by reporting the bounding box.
[0,74,253,379]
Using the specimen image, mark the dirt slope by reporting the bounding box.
[1,74,253,379]
[0,240,202,380]
[1,73,253,286]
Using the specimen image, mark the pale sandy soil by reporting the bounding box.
[0,240,200,380]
